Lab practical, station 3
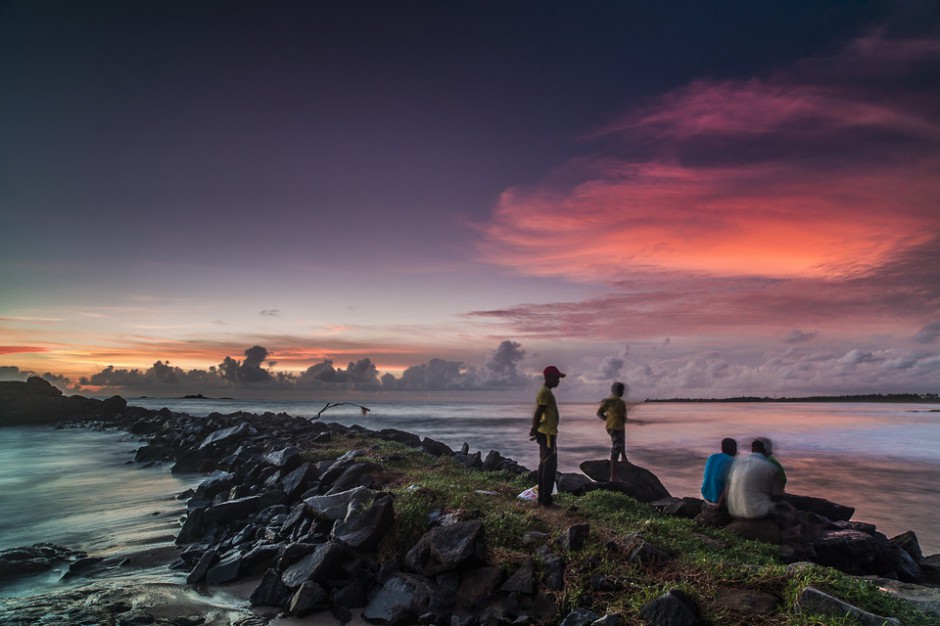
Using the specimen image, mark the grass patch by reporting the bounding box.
[310,436,939,625]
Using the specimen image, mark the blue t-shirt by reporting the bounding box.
[700,452,735,503]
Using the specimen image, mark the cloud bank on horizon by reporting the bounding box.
[1,2,938,400]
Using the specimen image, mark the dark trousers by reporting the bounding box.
[536,432,557,505]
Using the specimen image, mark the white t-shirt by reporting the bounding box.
[726,453,779,519]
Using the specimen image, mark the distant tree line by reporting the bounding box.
[644,393,939,403]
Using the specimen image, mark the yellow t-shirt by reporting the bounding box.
[599,395,626,431]
[535,385,559,435]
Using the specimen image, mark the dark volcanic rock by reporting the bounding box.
[331,494,395,550]
[362,573,437,625]
[404,519,486,577]
[640,589,705,626]
[651,497,705,518]
[579,460,671,502]
[0,543,85,578]
[811,529,893,576]
[796,586,900,626]
[281,541,349,589]
[250,568,292,608]
[781,493,854,522]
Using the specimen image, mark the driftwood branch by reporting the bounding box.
[314,402,372,420]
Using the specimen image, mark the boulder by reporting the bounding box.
[542,554,565,591]
[281,541,349,589]
[250,568,292,608]
[362,573,438,625]
[501,558,536,594]
[0,543,85,578]
[651,497,705,519]
[326,461,382,494]
[559,607,599,626]
[781,493,854,522]
[264,446,304,471]
[557,524,590,552]
[890,530,925,563]
[796,586,900,626]
[204,492,283,524]
[380,428,422,447]
[866,577,940,618]
[555,472,594,494]
[281,462,318,499]
[454,566,503,611]
[289,581,330,617]
[332,494,395,550]
[304,486,374,521]
[420,437,454,457]
[622,534,672,567]
[186,548,219,584]
[640,589,705,626]
[198,423,256,449]
[405,519,486,577]
[579,460,670,502]
[205,550,242,585]
[811,529,893,576]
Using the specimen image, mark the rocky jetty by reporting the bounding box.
[0,377,126,425]
[1,379,938,625]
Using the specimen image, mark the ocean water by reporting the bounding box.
[1,399,938,602]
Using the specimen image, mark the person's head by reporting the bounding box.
[611,381,625,397]
[543,365,566,388]
[752,437,772,455]
[721,437,737,456]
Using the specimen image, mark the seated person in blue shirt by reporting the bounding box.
[701,437,737,506]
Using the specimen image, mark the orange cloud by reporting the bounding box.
[0,345,48,355]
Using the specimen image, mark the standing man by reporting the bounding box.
[596,381,628,481]
[529,365,565,507]
[700,437,737,505]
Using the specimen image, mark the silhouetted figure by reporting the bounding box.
[596,381,628,481]
[529,365,565,507]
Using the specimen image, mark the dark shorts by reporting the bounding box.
[607,428,625,456]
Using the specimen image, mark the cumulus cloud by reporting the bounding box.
[67,342,530,395]
[0,365,27,381]
[259,309,280,317]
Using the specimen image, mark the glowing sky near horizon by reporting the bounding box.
[1,1,939,400]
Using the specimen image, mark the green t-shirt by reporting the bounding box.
[535,385,559,435]
[599,395,626,431]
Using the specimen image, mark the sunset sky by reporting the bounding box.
[2,1,939,400]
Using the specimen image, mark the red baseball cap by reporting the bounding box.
[543,365,566,378]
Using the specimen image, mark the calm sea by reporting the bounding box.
[1,399,938,601]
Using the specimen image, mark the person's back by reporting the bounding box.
[701,437,736,504]
[726,450,781,519]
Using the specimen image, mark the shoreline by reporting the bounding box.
[2,384,939,624]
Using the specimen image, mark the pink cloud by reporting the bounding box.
[474,24,940,341]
